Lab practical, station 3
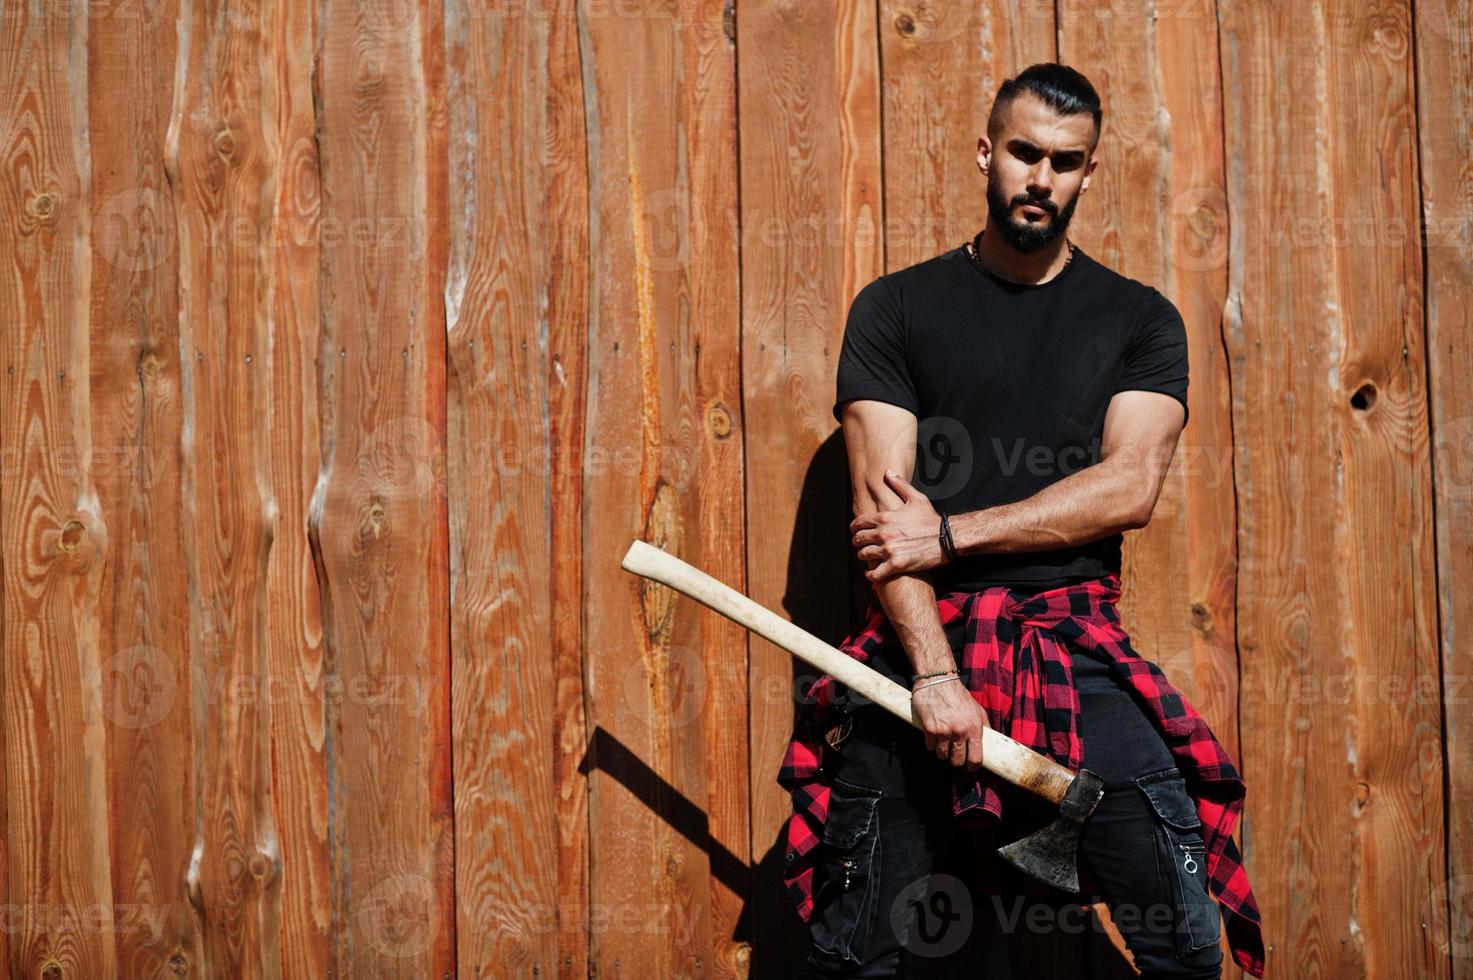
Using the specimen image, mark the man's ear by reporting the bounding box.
[976,135,991,175]
[1079,155,1098,196]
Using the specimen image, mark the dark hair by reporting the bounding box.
[989,63,1102,146]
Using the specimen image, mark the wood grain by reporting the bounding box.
[88,0,202,976]
[1413,0,1473,974]
[1218,0,1443,974]
[168,0,287,971]
[445,0,565,974]
[1,3,116,977]
[262,0,334,972]
[312,0,455,974]
[578,1,745,976]
[540,2,595,975]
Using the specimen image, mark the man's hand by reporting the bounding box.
[912,677,989,770]
[850,469,946,581]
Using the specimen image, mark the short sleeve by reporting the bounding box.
[1115,288,1190,426]
[832,277,919,422]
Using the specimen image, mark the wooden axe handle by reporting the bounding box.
[621,539,1075,806]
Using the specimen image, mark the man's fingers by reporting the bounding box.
[884,469,915,501]
[965,736,985,771]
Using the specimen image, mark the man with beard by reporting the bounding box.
[780,64,1264,979]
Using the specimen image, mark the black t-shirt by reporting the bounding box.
[833,240,1189,592]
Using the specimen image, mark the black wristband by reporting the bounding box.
[939,512,958,564]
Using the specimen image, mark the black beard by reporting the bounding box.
[985,177,1079,253]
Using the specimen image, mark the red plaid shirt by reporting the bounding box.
[778,573,1266,978]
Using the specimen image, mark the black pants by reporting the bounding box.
[805,636,1224,979]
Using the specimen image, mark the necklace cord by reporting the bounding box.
[966,226,1074,280]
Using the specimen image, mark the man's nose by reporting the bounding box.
[1028,162,1054,196]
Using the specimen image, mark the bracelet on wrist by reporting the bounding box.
[912,674,963,692]
[938,512,959,564]
[912,668,958,682]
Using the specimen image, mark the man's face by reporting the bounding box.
[977,92,1098,253]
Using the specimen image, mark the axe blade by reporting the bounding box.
[994,767,1107,894]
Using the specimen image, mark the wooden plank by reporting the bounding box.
[1217,0,1443,974]
[522,1,605,976]
[676,6,749,975]
[1057,3,1240,971]
[0,3,118,977]
[1413,0,1473,974]
[261,0,335,972]
[444,0,569,974]
[579,0,745,975]
[539,3,595,975]
[86,0,205,976]
[313,0,455,973]
[167,0,291,973]
[438,4,625,975]
[734,1,885,975]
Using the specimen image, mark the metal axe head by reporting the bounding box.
[994,767,1106,894]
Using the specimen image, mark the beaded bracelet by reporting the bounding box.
[913,668,959,681]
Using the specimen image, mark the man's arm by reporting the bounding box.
[839,400,954,675]
[847,389,1186,580]
[948,388,1185,556]
[839,398,987,771]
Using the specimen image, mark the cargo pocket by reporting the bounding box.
[810,776,883,964]
[1133,766,1222,955]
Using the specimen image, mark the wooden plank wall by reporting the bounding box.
[0,1,1468,978]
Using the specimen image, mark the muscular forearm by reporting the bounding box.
[870,572,956,677]
[949,457,1148,556]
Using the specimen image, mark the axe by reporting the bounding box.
[620,538,1106,894]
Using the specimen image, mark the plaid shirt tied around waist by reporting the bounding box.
[777,573,1266,978]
